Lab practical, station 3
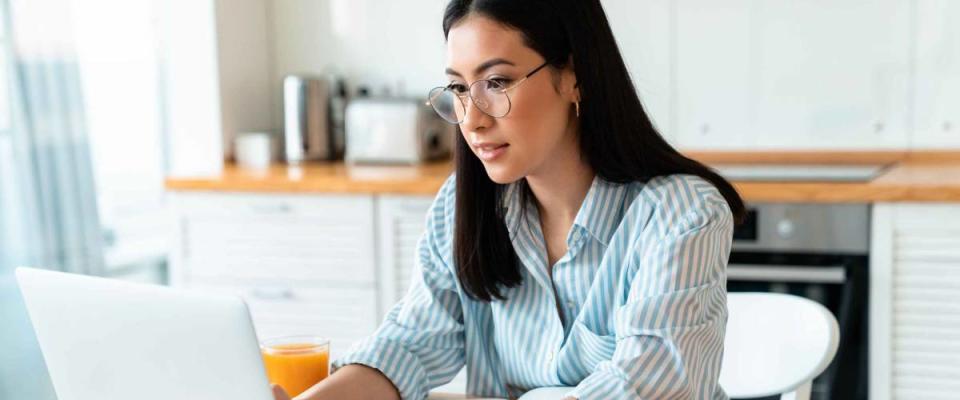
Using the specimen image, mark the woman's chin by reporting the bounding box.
[482,163,524,185]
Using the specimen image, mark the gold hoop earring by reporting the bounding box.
[575,101,580,117]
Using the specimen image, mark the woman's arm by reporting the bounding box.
[276,364,400,400]
[303,175,465,400]
[566,177,734,399]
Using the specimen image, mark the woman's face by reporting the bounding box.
[446,15,579,184]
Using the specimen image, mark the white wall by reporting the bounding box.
[268,0,449,133]
[156,0,275,175]
[214,0,274,160]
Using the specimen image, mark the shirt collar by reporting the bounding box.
[570,175,628,246]
[503,175,628,247]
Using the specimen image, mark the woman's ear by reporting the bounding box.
[562,56,580,102]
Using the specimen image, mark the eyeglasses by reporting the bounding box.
[426,61,550,124]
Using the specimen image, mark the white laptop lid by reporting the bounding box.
[15,267,273,400]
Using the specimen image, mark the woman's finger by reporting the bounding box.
[271,384,291,400]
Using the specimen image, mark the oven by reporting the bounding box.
[727,203,869,400]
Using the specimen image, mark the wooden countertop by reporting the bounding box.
[165,161,455,196]
[165,151,960,202]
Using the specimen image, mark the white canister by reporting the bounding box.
[234,132,275,170]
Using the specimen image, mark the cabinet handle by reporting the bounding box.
[727,264,846,284]
[249,287,296,300]
[249,203,292,214]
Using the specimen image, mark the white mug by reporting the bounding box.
[235,132,274,170]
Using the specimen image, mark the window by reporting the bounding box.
[0,4,11,136]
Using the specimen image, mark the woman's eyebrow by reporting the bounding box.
[445,58,516,77]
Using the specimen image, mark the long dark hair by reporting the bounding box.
[446,0,746,302]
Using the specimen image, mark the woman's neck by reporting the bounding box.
[525,138,595,225]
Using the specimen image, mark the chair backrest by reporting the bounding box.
[719,292,840,399]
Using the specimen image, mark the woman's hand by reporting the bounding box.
[271,384,291,400]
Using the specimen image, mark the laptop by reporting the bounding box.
[15,267,274,400]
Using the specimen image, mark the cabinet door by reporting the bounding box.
[169,192,379,359]
[676,0,754,149]
[912,0,960,148]
[171,193,376,286]
[871,204,960,400]
[676,0,911,150]
[375,195,434,319]
[604,0,674,141]
[185,280,378,360]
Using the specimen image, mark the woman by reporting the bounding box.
[275,0,745,399]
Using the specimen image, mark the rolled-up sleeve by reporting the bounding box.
[332,177,464,400]
[567,187,733,400]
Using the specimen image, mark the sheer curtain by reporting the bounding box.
[0,0,105,397]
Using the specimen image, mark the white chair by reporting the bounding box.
[720,292,840,400]
[430,292,839,400]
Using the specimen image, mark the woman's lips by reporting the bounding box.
[476,143,509,161]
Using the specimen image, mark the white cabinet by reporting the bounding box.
[871,204,960,400]
[375,195,434,318]
[675,0,753,149]
[912,0,960,148]
[676,0,912,150]
[186,281,379,361]
[603,0,674,141]
[169,190,469,387]
[169,192,379,358]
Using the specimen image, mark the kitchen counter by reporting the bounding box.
[165,161,454,195]
[164,151,960,202]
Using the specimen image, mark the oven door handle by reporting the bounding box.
[726,263,847,284]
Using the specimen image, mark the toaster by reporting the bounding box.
[345,98,454,164]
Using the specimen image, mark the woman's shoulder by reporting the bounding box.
[636,174,726,204]
[620,174,733,233]
[423,173,458,238]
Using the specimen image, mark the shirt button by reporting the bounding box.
[567,301,576,308]
[545,353,554,363]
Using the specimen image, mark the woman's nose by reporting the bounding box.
[459,95,493,132]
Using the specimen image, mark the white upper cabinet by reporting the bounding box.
[603,0,674,141]
[912,0,960,148]
[676,0,912,150]
[676,0,754,149]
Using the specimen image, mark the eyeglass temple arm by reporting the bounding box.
[502,61,551,92]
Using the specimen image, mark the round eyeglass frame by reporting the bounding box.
[426,61,551,124]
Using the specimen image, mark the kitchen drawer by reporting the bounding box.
[186,280,379,359]
[171,193,376,285]
[174,192,372,219]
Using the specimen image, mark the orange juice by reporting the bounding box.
[261,337,330,397]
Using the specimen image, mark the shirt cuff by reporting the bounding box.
[331,338,429,400]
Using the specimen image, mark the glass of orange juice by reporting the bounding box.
[260,336,330,398]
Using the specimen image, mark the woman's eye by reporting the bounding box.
[447,83,468,94]
[489,78,512,88]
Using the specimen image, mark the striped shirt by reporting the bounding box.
[332,173,734,399]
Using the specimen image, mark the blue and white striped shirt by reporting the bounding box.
[333,173,733,399]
